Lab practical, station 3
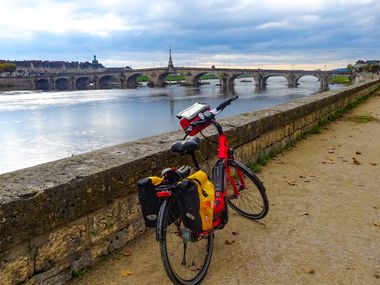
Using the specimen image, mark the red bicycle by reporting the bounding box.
[155,95,269,285]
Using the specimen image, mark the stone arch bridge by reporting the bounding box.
[28,67,353,92]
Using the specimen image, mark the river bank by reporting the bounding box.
[71,90,380,285]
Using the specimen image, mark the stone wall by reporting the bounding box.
[1,79,380,284]
[0,77,33,91]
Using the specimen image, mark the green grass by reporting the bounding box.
[72,268,88,280]
[329,75,351,84]
[246,88,379,173]
[249,162,263,173]
[309,125,322,134]
[351,114,377,123]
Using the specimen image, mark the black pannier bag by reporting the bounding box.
[137,176,164,227]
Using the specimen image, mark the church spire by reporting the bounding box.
[168,49,174,69]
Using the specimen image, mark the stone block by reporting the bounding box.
[33,219,87,272]
[118,194,141,227]
[24,262,71,285]
[0,255,34,285]
[88,202,119,243]
[89,241,109,261]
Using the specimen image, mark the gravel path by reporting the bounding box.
[72,93,380,285]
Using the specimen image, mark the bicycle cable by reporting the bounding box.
[200,131,218,145]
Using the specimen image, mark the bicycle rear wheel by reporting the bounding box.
[226,159,269,219]
[157,198,214,285]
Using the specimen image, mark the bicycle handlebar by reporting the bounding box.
[184,95,239,136]
[216,95,239,111]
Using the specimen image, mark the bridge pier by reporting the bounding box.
[253,74,266,90]
[319,76,329,92]
[286,74,298,88]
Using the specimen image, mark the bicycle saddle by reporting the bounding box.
[171,136,200,154]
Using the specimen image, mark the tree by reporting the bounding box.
[0,63,17,73]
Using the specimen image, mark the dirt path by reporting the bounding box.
[72,94,380,285]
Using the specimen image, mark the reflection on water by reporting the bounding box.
[0,77,343,174]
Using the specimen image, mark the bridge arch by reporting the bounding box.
[98,75,121,89]
[55,78,70,91]
[35,78,49,90]
[190,72,208,86]
[227,73,243,86]
[295,74,320,86]
[125,73,145,88]
[75,77,92,90]
[261,75,289,88]
[156,71,179,87]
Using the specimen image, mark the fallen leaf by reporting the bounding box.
[122,249,132,257]
[302,267,315,274]
[370,162,378,166]
[352,157,361,165]
[225,239,235,245]
[303,180,311,182]
[287,180,296,186]
[298,213,310,216]
[328,157,334,161]
[356,151,362,155]
[120,269,132,277]
[299,175,306,178]
[373,221,380,227]
[258,221,266,226]
[328,151,335,154]
[231,231,239,236]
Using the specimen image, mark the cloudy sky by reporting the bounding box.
[1,0,379,69]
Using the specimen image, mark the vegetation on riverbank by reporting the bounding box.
[248,88,377,173]
[0,63,17,73]
[329,75,351,84]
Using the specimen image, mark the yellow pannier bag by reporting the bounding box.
[177,170,215,232]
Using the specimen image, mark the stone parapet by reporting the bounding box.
[1,79,380,284]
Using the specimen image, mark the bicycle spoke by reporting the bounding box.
[226,160,269,219]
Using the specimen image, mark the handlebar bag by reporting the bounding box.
[177,170,215,232]
[137,176,164,227]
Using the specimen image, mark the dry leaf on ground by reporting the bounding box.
[287,179,296,186]
[356,151,362,155]
[122,249,132,257]
[370,162,378,166]
[120,269,132,277]
[372,221,380,227]
[302,267,315,274]
[352,157,361,165]
[225,239,235,245]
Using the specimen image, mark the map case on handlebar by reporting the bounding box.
[177,103,211,136]
[176,102,210,120]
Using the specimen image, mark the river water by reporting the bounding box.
[0,77,343,174]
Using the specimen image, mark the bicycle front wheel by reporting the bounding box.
[157,198,214,285]
[226,159,269,219]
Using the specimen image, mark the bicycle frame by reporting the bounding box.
[213,121,245,199]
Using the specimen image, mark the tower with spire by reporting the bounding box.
[168,49,174,69]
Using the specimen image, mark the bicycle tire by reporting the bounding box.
[226,159,269,219]
[157,198,214,285]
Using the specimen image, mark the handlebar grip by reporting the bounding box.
[216,95,239,111]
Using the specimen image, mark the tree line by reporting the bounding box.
[0,63,17,73]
